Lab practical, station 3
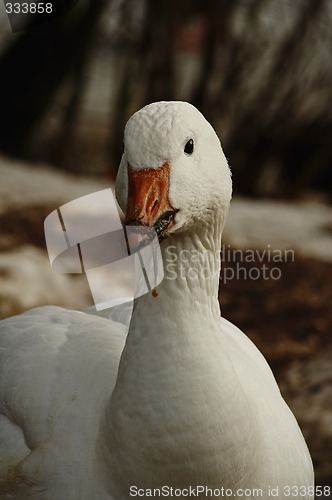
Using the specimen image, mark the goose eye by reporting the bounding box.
[184,139,194,155]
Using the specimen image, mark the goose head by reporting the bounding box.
[115,101,232,241]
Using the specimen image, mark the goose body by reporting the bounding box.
[0,102,314,499]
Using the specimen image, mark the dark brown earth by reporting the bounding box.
[219,253,332,492]
[1,204,331,493]
[220,252,332,381]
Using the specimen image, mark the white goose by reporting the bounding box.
[0,102,314,499]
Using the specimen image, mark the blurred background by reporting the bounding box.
[0,0,332,194]
[0,0,331,493]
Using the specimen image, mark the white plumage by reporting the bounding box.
[0,102,313,499]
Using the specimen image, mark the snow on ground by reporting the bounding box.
[0,155,107,211]
[224,196,332,263]
[0,245,90,318]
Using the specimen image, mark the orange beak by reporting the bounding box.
[125,161,177,236]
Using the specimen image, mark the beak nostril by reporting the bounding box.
[152,199,159,211]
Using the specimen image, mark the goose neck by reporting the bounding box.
[136,218,223,322]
